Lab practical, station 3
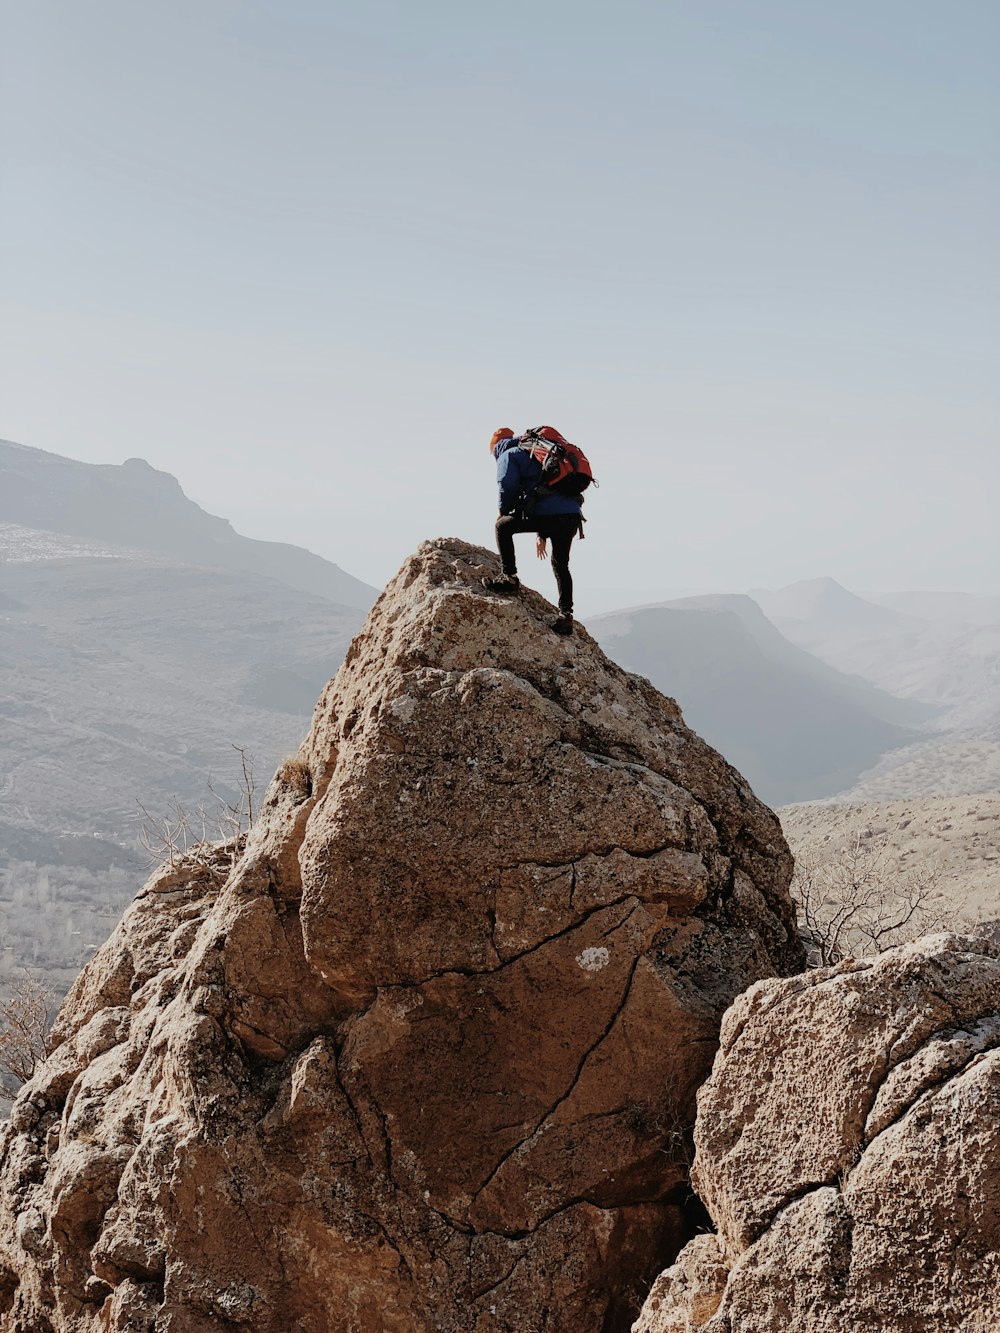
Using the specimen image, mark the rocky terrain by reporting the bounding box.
[0,538,803,1332]
[635,926,1000,1331]
[6,438,966,1010]
[834,733,1000,803]
[781,793,1000,922]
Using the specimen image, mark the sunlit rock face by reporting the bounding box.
[634,925,1000,1333]
[0,538,801,1333]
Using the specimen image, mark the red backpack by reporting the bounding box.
[518,426,595,497]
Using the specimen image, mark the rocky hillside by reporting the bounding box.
[833,731,1000,803]
[0,538,802,1333]
[780,794,1000,921]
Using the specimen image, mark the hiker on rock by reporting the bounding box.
[481,426,593,637]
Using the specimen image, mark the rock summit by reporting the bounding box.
[0,538,802,1332]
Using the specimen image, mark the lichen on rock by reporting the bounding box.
[0,538,802,1332]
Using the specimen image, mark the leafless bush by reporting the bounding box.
[135,797,202,871]
[207,743,257,841]
[0,971,56,1103]
[135,745,256,871]
[792,832,961,967]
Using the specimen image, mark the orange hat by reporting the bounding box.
[489,426,514,455]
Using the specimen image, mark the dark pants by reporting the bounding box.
[496,512,580,615]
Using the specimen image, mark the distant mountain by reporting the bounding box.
[660,594,934,728]
[870,590,1000,625]
[750,577,917,646]
[0,549,367,997]
[0,440,379,996]
[589,596,917,805]
[747,577,1000,800]
[575,584,697,617]
[0,439,379,609]
[751,576,1000,730]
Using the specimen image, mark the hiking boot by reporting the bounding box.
[481,574,520,595]
[552,614,574,636]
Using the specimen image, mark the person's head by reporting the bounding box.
[489,426,514,455]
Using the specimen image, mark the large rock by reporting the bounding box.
[635,925,1000,1333]
[0,538,801,1332]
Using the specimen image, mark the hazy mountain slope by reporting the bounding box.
[0,442,376,999]
[660,593,935,726]
[753,575,1000,729]
[842,622,1000,729]
[780,794,1000,919]
[0,547,366,997]
[589,600,915,805]
[0,439,379,609]
[752,576,918,641]
[871,590,1000,624]
[0,554,363,860]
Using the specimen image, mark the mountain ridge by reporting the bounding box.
[0,438,379,609]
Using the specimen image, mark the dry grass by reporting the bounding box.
[276,756,312,798]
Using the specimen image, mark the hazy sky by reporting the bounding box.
[2,1,997,605]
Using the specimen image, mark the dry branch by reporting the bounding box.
[0,971,56,1103]
[792,831,961,967]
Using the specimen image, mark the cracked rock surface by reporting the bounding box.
[634,924,1000,1333]
[0,538,801,1332]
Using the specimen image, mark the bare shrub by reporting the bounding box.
[135,745,257,871]
[207,744,257,841]
[0,971,56,1103]
[792,832,962,968]
[135,797,202,871]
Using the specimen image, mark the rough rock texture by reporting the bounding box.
[635,925,1000,1333]
[0,538,801,1333]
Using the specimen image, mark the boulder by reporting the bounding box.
[635,925,1000,1333]
[0,538,801,1332]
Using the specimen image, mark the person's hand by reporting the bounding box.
[536,536,548,560]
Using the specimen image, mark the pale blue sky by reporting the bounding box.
[2,1,997,604]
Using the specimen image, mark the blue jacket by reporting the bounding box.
[493,437,584,518]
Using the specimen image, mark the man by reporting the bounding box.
[481,426,584,636]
